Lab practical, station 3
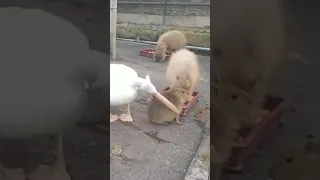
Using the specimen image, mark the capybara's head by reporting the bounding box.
[194,106,210,121]
[177,87,189,102]
[163,86,189,102]
[153,44,167,62]
[174,75,191,101]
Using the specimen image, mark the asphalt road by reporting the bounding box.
[110,41,210,180]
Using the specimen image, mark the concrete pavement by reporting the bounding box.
[110,41,210,180]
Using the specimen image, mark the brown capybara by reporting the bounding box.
[194,106,210,121]
[148,87,187,125]
[153,30,187,62]
[211,0,289,127]
[165,49,201,102]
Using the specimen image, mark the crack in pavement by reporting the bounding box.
[121,122,177,145]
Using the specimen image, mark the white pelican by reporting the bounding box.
[110,63,180,122]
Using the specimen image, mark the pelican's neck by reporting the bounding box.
[131,77,147,89]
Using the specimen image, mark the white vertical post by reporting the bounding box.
[110,0,117,59]
[162,0,168,32]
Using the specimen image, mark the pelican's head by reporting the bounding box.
[139,74,157,94]
[139,74,180,114]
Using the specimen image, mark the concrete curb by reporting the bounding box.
[184,120,210,180]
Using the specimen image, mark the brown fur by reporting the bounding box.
[153,30,187,62]
[148,87,187,125]
[194,106,210,121]
[211,0,288,127]
[165,49,201,102]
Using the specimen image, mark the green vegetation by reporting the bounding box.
[116,23,210,48]
[201,151,210,165]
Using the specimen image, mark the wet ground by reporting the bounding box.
[110,41,210,180]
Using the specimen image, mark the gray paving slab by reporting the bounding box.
[110,41,210,180]
[184,120,210,180]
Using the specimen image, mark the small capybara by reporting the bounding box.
[148,87,187,125]
[194,106,210,121]
[165,49,201,102]
[153,30,187,62]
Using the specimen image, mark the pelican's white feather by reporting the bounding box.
[110,64,140,106]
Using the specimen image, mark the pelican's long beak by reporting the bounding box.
[151,92,180,114]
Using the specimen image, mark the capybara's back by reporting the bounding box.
[153,30,187,62]
[159,30,187,51]
[165,49,201,101]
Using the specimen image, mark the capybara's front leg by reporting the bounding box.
[175,113,182,125]
[188,84,196,102]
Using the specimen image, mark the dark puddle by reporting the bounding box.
[119,154,136,165]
